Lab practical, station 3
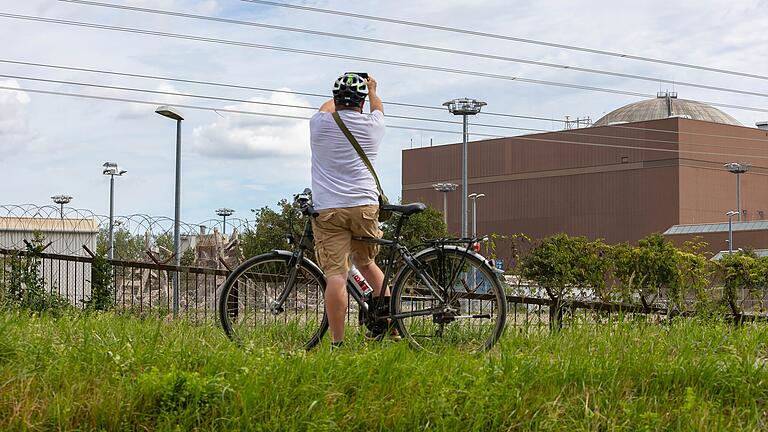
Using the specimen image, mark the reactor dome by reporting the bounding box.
[593,92,742,127]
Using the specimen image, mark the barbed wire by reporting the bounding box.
[0,204,256,257]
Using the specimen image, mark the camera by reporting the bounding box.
[346,72,369,79]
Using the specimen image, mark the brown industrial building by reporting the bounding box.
[401,93,768,263]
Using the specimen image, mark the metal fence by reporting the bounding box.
[1,248,765,330]
[0,204,254,256]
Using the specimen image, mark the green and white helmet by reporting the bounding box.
[332,73,368,107]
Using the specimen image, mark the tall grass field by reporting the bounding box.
[0,312,766,431]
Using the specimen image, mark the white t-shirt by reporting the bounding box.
[310,109,385,210]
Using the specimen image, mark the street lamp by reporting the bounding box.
[726,210,738,254]
[443,98,486,238]
[216,208,235,234]
[724,162,750,221]
[102,162,127,260]
[51,195,72,219]
[468,193,486,238]
[432,183,458,226]
[155,105,184,318]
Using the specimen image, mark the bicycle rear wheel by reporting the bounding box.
[391,247,507,352]
[218,251,329,350]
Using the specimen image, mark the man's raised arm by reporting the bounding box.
[367,76,383,114]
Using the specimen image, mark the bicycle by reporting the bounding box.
[218,188,507,352]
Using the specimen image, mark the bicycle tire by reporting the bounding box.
[218,251,329,350]
[391,247,507,352]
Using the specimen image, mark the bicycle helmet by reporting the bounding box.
[332,73,368,107]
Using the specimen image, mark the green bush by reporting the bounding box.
[84,252,114,311]
[717,251,768,316]
[1,232,69,315]
[519,234,609,301]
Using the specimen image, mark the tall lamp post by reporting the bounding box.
[216,208,235,234]
[726,210,738,254]
[51,195,72,219]
[468,193,486,238]
[443,98,486,238]
[155,105,184,318]
[102,162,127,260]
[432,183,458,226]
[724,162,750,221]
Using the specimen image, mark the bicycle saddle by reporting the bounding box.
[381,202,427,216]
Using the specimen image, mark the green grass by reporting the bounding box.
[0,312,767,431]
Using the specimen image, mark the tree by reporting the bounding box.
[96,228,146,261]
[717,251,768,318]
[241,199,295,258]
[612,233,682,310]
[519,234,609,329]
[381,203,448,252]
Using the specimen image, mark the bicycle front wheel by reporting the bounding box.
[391,247,507,352]
[218,251,328,350]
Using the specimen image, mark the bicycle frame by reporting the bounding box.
[269,213,368,316]
[269,207,489,326]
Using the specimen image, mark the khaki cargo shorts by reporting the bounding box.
[311,204,382,277]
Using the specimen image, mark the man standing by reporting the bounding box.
[309,73,389,347]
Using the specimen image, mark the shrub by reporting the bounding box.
[84,253,114,311]
[1,233,70,315]
[716,251,768,316]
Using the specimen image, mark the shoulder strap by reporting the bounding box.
[332,111,384,196]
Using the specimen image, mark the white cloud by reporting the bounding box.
[0,80,40,155]
[190,91,312,159]
[1,0,767,223]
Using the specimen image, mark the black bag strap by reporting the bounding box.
[332,111,385,197]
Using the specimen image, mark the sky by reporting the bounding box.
[1,0,767,227]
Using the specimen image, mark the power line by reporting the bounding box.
[0,58,567,123]
[0,85,503,138]
[5,72,767,154]
[0,13,644,98]
[2,85,767,162]
[241,0,768,82]
[0,72,540,133]
[2,57,766,145]
[58,0,768,100]
[3,13,766,117]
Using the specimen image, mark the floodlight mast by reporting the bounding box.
[216,208,235,234]
[102,162,126,260]
[443,98,486,238]
[51,195,72,219]
[724,162,751,221]
[432,182,458,226]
